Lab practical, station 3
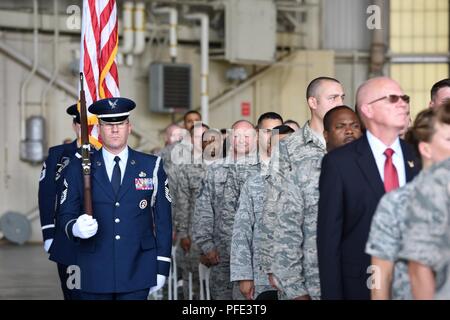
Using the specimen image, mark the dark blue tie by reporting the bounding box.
[111,156,121,195]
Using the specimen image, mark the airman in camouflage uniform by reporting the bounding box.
[192,157,260,300]
[398,158,450,299]
[259,123,309,275]
[174,162,207,299]
[158,133,192,238]
[193,120,261,300]
[158,129,192,299]
[230,164,273,299]
[270,124,325,300]
[173,125,216,299]
[267,105,361,300]
[171,123,211,300]
[365,182,416,300]
[261,78,345,293]
[229,115,285,300]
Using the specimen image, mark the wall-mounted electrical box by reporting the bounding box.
[149,63,192,113]
[225,0,276,64]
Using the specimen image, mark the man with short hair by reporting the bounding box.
[263,77,345,299]
[158,122,191,246]
[183,110,202,131]
[270,105,362,301]
[163,123,185,146]
[230,113,283,300]
[283,120,300,132]
[38,104,84,300]
[173,123,210,300]
[256,112,284,164]
[429,78,450,108]
[193,120,260,300]
[60,98,172,300]
[323,105,363,151]
[317,77,420,300]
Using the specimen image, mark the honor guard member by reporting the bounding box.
[38,104,83,300]
[59,98,172,300]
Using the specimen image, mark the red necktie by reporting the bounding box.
[384,148,399,192]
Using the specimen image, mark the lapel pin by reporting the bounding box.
[408,161,414,168]
[97,161,102,166]
[139,171,147,177]
[131,159,136,165]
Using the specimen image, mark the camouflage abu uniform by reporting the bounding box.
[270,123,325,299]
[230,163,273,298]
[398,158,450,299]
[158,140,192,203]
[260,122,315,276]
[192,157,260,300]
[365,179,420,300]
[159,140,192,298]
[173,161,209,299]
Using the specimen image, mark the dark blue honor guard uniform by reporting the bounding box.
[59,98,172,300]
[38,104,82,300]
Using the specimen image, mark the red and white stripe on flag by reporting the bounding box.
[79,0,120,149]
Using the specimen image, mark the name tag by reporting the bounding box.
[135,178,153,190]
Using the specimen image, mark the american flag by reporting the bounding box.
[79,0,120,148]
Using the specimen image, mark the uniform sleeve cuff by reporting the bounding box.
[157,256,171,276]
[65,219,77,241]
[230,273,254,282]
[42,225,55,241]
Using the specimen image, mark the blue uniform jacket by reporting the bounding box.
[59,147,172,293]
[38,140,78,265]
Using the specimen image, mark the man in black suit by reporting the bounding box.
[317,77,421,300]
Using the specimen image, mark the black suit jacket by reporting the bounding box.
[317,133,421,300]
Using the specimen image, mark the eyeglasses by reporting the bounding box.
[368,94,410,105]
[99,121,129,129]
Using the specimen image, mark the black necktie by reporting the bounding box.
[111,156,121,195]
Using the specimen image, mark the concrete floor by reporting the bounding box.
[0,241,63,300]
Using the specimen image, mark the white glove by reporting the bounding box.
[148,274,166,295]
[44,239,53,253]
[72,214,98,239]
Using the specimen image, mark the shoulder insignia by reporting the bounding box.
[60,179,68,205]
[39,162,46,182]
[55,157,70,181]
[165,179,172,203]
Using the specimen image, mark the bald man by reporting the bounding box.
[317,77,421,300]
[193,120,261,300]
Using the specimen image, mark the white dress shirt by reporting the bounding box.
[102,147,128,184]
[366,130,406,187]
